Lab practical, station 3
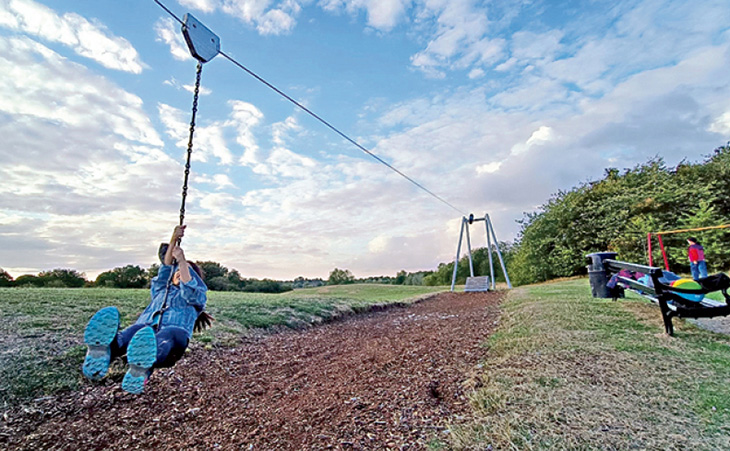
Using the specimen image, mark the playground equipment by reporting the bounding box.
[588,253,730,335]
[450,214,512,292]
[647,224,730,270]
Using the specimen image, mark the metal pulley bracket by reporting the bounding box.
[182,13,220,63]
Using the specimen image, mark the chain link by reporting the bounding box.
[179,61,203,229]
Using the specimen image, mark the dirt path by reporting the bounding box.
[1,292,501,450]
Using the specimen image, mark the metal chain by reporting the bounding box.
[179,61,204,229]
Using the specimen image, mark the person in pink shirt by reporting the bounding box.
[687,237,708,280]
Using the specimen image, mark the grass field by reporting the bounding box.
[0,284,445,407]
[452,278,730,450]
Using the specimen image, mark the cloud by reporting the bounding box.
[155,17,192,61]
[256,7,297,35]
[0,36,161,146]
[178,0,303,36]
[510,126,554,156]
[229,101,265,165]
[468,68,485,79]
[0,0,144,73]
[158,103,235,165]
[163,77,213,96]
[178,0,218,14]
[0,32,189,278]
[409,0,502,77]
[320,0,411,31]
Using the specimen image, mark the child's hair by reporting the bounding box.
[187,261,204,281]
[687,237,699,245]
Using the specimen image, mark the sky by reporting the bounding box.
[1,0,729,281]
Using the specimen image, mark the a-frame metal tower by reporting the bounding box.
[450,213,512,292]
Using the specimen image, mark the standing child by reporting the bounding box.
[687,237,708,280]
[82,225,209,394]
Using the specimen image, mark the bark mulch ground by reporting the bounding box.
[1,291,502,450]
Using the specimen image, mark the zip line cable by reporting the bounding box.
[152,0,466,216]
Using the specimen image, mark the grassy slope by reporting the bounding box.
[0,284,445,407]
[452,278,730,450]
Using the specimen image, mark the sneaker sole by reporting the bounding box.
[122,326,157,394]
[82,306,120,380]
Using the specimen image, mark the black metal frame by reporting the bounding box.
[604,259,730,335]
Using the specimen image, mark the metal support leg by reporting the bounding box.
[658,297,675,336]
[451,218,466,292]
[465,220,475,277]
[485,216,495,290]
[487,215,512,289]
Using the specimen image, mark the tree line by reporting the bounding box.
[325,268,434,286]
[0,262,292,293]
[0,264,438,290]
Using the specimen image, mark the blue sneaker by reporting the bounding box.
[122,326,157,394]
[82,306,120,380]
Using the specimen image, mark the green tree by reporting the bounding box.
[95,265,147,288]
[328,268,354,285]
[147,263,160,280]
[196,261,227,280]
[0,269,13,287]
[14,275,43,287]
[38,269,86,288]
[207,276,238,291]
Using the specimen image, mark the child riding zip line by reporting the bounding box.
[82,225,209,394]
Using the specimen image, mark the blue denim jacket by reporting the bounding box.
[136,264,208,339]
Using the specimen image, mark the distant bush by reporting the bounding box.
[328,268,355,285]
[95,265,147,288]
[38,269,87,288]
[0,269,13,287]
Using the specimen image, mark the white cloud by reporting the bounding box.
[257,8,297,35]
[272,115,302,145]
[319,0,410,30]
[158,103,235,165]
[365,0,410,30]
[510,126,554,156]
[229,101,265,165]
[511,30,564,62]
[468,68,484,79]
[475,161,502,174]
[163,77,213,96]
[199,191,238,212]
[265,147,317,177]
[178,0,218,14]
[155,17,192,61]
[709,111,730,135]
[218,0,302,35]
[0,36,161,146]
[0,33,190,278]
[409,0,498,76]
[0,0,144,73]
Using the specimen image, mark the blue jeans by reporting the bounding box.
[690,261,708,280]
[111,324,189,368]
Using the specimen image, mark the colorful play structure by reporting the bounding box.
[646,224,730,270]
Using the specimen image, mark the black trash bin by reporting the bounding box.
[586,252,618,298]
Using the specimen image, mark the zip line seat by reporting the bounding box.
[464,276,490,292]
[604,259,730,335]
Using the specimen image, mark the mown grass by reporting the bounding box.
[451,278,730,450]
[0,284,445,407]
